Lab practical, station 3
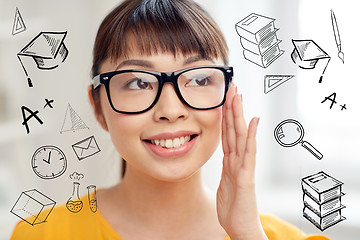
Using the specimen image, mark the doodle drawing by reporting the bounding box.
[302,171,346,231]
[12,7,26,35]
[87,185,97,213]
[290,39,331,83]
[264,75,294,94]
[321,92,347,111]
[274,119,323,160]
[60,104,89,133]
[330,9,344,63]
[17,31,68,87]
[21,106,44,134]
[72,136,101,161]
[235,13,284,68]
[66,172,84,213]
[43,99,54,109]
[31,145,67,180]
[10,189,56,225]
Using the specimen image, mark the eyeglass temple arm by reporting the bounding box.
[92,75,101,89]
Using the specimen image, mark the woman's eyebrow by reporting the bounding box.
[183,55,215,65]
[115,59,153,70]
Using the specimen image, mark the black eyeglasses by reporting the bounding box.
[92,65,233,114]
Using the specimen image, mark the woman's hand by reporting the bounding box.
[217,86,268,240]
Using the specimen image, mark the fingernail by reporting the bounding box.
[256,117,260,126]
[240,94,243,103]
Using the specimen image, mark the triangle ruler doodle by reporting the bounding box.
[60,104,89,133]
[12,8,27,35]
[264,75,294,94]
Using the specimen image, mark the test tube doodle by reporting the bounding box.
[87,185,97,213]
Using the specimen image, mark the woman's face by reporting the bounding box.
[95,51,223,182]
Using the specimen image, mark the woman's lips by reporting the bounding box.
[142,132,198,158]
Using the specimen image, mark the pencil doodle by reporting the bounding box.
[264,75,294,94]
[12,7,26,35]
[235,13,284,68]
[274,119,323,160]
[66,172,84,213]
[72,136,101,161]
[43,99,54,109]
[10,189,56,225]
[31,145,67,180]
[21,106,44,134]
[302,171,346,231]
[60,104,89,134]
[330,9,344,63]
[291,39,331,83]
[87,185,97,213]
[17,31,69,87]
[321,92,347,111]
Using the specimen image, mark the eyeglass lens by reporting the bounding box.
[108,68,226,112]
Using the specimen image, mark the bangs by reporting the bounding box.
[92,0,228,76]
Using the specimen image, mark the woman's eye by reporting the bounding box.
[127,79,152,90]
[187,76,210,87]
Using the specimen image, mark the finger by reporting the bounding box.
[242,117,259,171]
[221,108,229,154]
[232,93,248,158]
[224,86,237,153]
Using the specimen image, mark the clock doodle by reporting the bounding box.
[31,145,67,179]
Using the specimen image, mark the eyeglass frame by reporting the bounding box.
[92,65,233,114]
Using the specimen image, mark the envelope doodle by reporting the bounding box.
[72,136,100,161]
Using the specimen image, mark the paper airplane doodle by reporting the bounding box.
[291,39,331,83]
[12,7,26,35]
[17,31,69,87]
[264,75,294,94]
[235,13,284,68]
[60,104,89,134]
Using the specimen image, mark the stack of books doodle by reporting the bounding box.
[301,171,346,231]
[235,13,284,68]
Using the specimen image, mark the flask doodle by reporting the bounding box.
[66,172,84,213]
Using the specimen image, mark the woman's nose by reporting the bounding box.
[153,83,189,122]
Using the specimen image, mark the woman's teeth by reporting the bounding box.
[150,136,191,148]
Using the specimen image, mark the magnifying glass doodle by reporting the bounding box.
[274,119,323,160]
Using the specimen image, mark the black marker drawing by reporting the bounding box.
[340,104,347,111]
[60,104,89,133]
[17,31,68,87]
[264,75,294,94]
[235,13,284,68]
[21,106,44,134]
[72,136,101,161]
[321,92,347,111]
[66,172,84,213]
[274,119,323,160]
[331,10,344,63]
[10,189,56,225]
[87,185,97,213]
[12,7,26,35]
[302,171,346,231]
[43,99,54,109]
[291,39,331,83]
[31,145,67,180]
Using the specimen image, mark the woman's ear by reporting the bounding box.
[88,86,109,132]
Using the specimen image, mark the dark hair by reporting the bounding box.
[91,0,229,178]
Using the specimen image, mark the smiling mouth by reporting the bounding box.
[143,134,198,149]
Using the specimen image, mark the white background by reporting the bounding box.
[0,0,359,239]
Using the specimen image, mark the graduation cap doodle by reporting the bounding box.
[291,39,331,83]
[17,31,69,87]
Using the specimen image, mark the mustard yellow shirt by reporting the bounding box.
[10,194,329,240]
